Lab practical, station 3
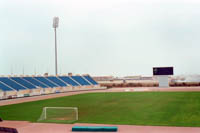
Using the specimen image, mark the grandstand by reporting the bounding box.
[0,75,100,100]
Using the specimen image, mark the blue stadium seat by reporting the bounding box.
[58,76,80,86]
[10,77,36,89]
[0,77,27,91]
[84,76,98,85]
[46,76,67,87]
[0,81,14,91]
[23,77,48,88]
[71,76,91,86]
[34,77,58,88]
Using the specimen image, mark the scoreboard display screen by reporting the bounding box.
[153,67,173,75]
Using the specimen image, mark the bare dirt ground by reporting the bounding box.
[1,87,200,133]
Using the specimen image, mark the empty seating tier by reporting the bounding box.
[11,77,36,89]
[46,76,67,87]
[58,76,80,86]
[23,77,48,88]
[0,77,27,91]
[0,75,99,97]
[34,77,58,88]
[0,81,14,91]
[84,76,98,85]
[71,76,91,86]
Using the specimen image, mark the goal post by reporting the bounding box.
[38,107,78,123]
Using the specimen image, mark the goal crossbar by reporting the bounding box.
[38,107,78,122]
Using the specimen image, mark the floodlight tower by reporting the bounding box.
[53,17,59,75]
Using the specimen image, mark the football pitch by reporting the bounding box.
[0,92,200,127]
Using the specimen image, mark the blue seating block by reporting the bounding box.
[58,76,80,86]
[0,82,14,91]
[23,77,48,88]
[71,76,90,86]
[11,77,36,89]
[34,77,58,88]
[84,76,98,85]
[0,77,27,91]
[47,76,67,87]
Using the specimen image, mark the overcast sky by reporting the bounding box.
[1,0,200,76]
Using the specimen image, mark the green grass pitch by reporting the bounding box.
[1,92,200,127]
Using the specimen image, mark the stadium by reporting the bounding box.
[1,71,200,132]
[2,0,200,133]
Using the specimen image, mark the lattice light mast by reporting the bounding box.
[53,17,59,75]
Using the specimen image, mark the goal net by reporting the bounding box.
[38,107,78,123]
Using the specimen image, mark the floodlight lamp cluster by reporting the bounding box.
[53,17,59,28]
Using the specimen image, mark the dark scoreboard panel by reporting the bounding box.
[153,67,173,75]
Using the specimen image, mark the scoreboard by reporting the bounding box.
[153,67,173,76]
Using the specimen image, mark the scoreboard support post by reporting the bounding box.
[153,67,173,88]
[157,75,169,87]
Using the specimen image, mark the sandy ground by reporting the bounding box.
[1,87,200,133]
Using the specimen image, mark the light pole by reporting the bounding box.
[53,17,59,75]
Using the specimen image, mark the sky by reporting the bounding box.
[1,0,200,77]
